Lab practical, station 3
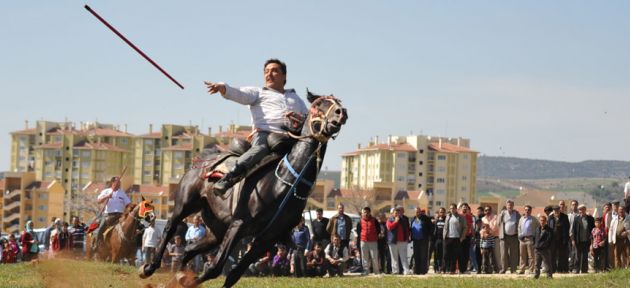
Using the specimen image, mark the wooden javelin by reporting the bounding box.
[84,5,185,90]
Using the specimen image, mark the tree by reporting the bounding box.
[65,186,102,223]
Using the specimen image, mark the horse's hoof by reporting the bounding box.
[176,271,198,288]
[138,264,152,279]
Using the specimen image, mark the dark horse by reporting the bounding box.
[139,92,347,287]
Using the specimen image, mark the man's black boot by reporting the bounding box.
[213,165,246,195]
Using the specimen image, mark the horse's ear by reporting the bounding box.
[141,195,146,201]
[306,88,320,103]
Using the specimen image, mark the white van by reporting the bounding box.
[302,210,361,242]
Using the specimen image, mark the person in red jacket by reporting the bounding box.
[387,208,411,275]
[356,206,381,275]
[20,220,39,261]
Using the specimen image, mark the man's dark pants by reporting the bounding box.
[444,238,460,273]
[412,239,429,274]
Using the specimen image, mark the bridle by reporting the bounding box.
[289,96,345,143]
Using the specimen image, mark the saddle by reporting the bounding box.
[201,133,296,196]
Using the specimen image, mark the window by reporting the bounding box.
[39,205,47,211]
[418,172,423,177]
[419,149,424,154]
[462,176,467,181]
[436,201,442,207]
[437,155,446,160]
[418,184,422,188]
[38,217,45,223]
[418,161,423,165]
[437,178,445,183]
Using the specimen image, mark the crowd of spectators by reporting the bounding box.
[3,198,630,281]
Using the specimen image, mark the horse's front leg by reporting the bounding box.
[179,230,220,273]
[140,181,203,278]
[178,219,244,288]
[223,240,272,288]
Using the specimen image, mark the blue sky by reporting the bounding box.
[2,1,629,171]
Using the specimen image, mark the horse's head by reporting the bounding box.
[137,198,156,223]
[304,90,348,142]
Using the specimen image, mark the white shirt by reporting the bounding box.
[608,215,630,244]
[223,84,308,133]
[143,226,160,248]
[97,188,131,214]
[624,181,630,198]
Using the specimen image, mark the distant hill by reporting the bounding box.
[478,156,630,180]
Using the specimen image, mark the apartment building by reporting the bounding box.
[341,135,478,213]
[7,120,252,225]
[1,172,65,234]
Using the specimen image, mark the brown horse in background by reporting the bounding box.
[89,200,155,263]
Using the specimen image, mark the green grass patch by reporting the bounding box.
[1,259,629,288]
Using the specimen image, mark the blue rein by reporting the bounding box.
[255,153,315,239]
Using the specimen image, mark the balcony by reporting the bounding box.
[3,213,20,224]
[3,201,20,211]
[5,189,21,199]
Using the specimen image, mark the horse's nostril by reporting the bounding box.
[335,109,341,114]
[331,121,339,126]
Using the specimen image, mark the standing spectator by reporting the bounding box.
[291,217,311,277]
[396,205,411,274]
[591,218,607,272]
[559,200,567,214]
[608,206,629,268]
[59,222,72,251]
[377,212,391,274]
[482,206,501,272]
[443,204,467,274]
[49,219,62,257]
[356,207,380,275]
[386,208,411,275]
[567,200,580,273]
[517,205,539,274]
[43,217,57,252]
[480,223,497,274]
[311,208,330,249]
[143,220,160,266]
[432,207,446,273]
[305,242,327,277]
[498,200,520,274]
[476,207,485,221]
[602,202,613,269]
[534,215,553,279]
[624,176,630,214]
[272,245,290,276]
[327,203,352,251]
[459,203,474,273]
[20,220,38,262]
[410,207,432,275]
[572,204,594,273]
[471,219,483,273]
[548,205,570,273]
[168,235,185,272]
[69,216,86,257]
[3,234,19,263]
[325,235,349,277]
[185,215,206,273]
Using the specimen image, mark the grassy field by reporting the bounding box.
[1,258,630,288]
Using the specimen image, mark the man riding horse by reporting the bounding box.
[204,58,308,195]
[139,59,347,287]
[92,176,131,252]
